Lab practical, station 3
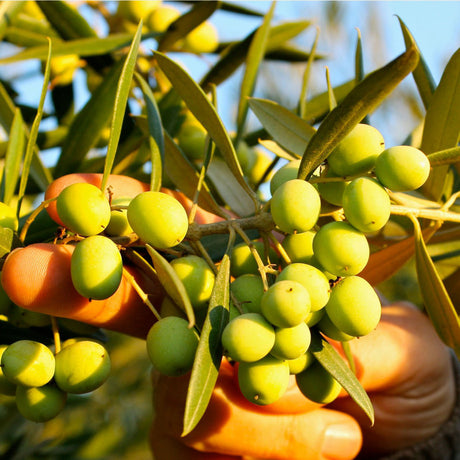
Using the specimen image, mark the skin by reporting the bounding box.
[5,173,456,459]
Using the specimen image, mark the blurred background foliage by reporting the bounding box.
[0,0,459,458]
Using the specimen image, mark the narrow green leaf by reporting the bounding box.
[207,157,256,217]
[421,48,460,201]
[298,46,419,180]
[146,245,195,328]
[158,1,218,52]
[1,108,25,206]
[235,1,276,141]
[201,20,313,92]
[4,26,52,47]
[182,254,230,436]
[54,60,124,177]
[0,1,26,41]
[302,79,355,122]
[413,218,460,358]
[354,28,364,82]
[163,133,226,218]
[248,98,316,157]
[0,33,154,64]
[397,16,436,110]
[299,26,319,118]
[134,72,165,192]
[326,67,337,111]
[0,83,51,192]
[428,146,460,167]
[101,22,142,192]
[37,0,97,39]
[258,139,299,161]
[17,39,52,216]
[218,2,264,17]
[154,51,258,210]
[0,227,22,259]
[310,330,374,425]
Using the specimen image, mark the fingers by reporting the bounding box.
[44,173,150,226]
[152,363,362,460]
[1,242,162,338]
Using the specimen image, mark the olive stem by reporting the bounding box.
[390,205,460,223]
[51,316,61,355]
[122,267,161,321]
[19,197,56,243]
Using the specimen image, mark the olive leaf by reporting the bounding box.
[397,16,436,110]
[146,245,196,328]
[310,330,374,425]
[235,1,276,143]
[413,218,460,358]
[248,98,316,157]
[1,108,24,206]
[101,21,142,191]
[297,45,419,180]
[154,50,259,211]
[182,254,230,436]
[420,47,460,202]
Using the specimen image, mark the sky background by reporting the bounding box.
[3,1,460,153]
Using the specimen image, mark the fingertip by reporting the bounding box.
[322,418,363,459]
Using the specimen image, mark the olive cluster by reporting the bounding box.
[0,338,110,422]
[55,183,189,300]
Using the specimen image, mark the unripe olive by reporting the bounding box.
[277,263,330,312]
[170,255,215,311]
[182,21,219,54]
[342,177,391,233]
[313,221,369,277]
[0,202,18,231]
[18,307,51,328]
[245,148,274,187]
[287,351,314,375]
[0,345,16,396]
[296,360,342,404]
[147,4,180,33]
[127,191,188,249]
[270,322,311,360]
[177,121,207,160]
[327,123,385,176]
[221,313,275,363]
[317,171,349,207]
[325,276,381,337]
[281,231,316,265]
[1,340,55,387]
[375,145,430,191]
[236,141,256,175]
[269,160,301,195]
[118,0,161,23]
[317,312,355,342]
[71,235,123,300]
[105,197,133,237]
[230,274,265,314]
[230,241,279,278]
[260,280,311,328]
[146,316,199,376]
[16,384,67,422]
[238,355,290,405]
[56,183,111,236]
[54,340,111,394]
[305,308,325,327]
[270,179,321,234]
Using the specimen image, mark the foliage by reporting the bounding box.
[0,1,459,456]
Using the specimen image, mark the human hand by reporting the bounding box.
[150,301,456,460]
[2,174,455,460]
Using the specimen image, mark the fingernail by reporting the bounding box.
[322,424,362,459]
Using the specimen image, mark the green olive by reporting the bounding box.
[71,235,123,300]
[127,191,188,249]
